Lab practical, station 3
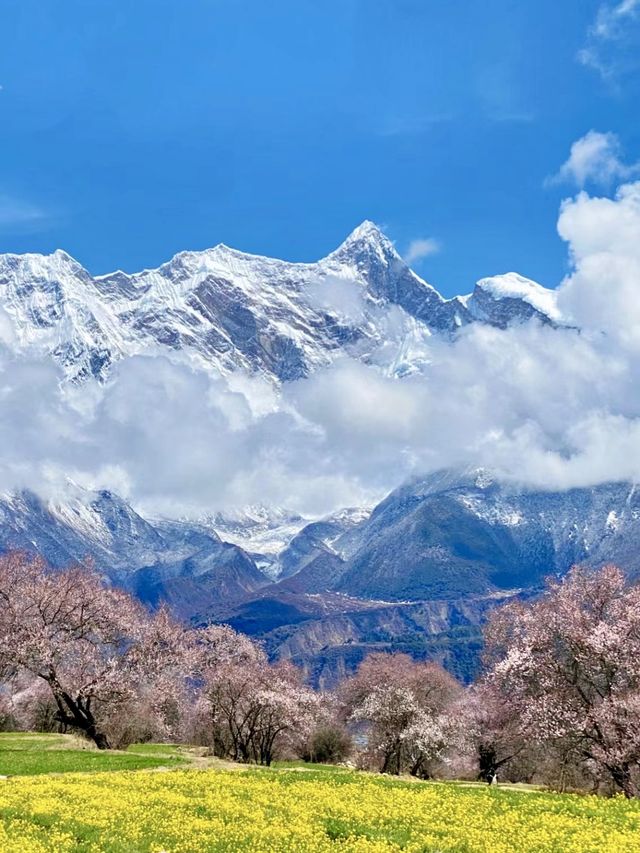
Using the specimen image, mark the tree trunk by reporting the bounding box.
[381,746,402,775]
[87,725,111,750]
[410,758,429,779]
[478,744,499,783]
[607,763,636,798]
[52,690,111,750]
[478,743,515,784]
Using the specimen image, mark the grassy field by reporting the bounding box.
[1,734,640,851]
[0,733,188,776]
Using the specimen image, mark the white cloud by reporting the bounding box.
[556,181,640,348]
[403,237,441,265]
[578,1,640,82]
[305,275,367,325]
[548,131,639,188]
[5,150,640,515]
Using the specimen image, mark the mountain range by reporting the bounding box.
[0,220,558,384]
[1,468,639,685]
[1,221,632,685]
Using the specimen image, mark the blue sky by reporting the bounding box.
[0,0,639,296]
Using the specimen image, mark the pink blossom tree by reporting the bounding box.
[128,605,196,742]
[341,653,461,776]
[459,683,528,783]
[192,625,320,765]
[0,552,184,749]
[484,565,640,797]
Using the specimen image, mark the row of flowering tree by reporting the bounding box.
[1,551,640,794]
[340,567,640,796]
[0,553,320,760]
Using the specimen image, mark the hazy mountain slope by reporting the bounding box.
[2,469,640,685]
[330,471,640,599]
[205,472,640,683]
[0,488,268,607]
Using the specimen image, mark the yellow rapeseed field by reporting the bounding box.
[0,767,639,852]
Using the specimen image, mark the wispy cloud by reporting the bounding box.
[403,237,441,265]
[377,114,455,137]
[486,110,535,124]
[0,194,50,232]
[578,0,640,83]
[546,130,640,189]
[474,59,535,125]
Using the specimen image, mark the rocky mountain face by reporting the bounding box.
[204,471,640,684]
[464,273,559,329]
[0,488,269,618]
[0,221,559,384]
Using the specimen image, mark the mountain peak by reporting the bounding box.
[474,273,559,322]
[329,220,399,263]
[0,247,84,273]
[344,219,385,242]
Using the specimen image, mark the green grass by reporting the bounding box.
[125,742,185,757]
[272,759,351,771]
[0,732,187,776]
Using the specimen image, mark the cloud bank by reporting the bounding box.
[3,155,640,518]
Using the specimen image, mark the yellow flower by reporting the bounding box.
[0,767,639,851]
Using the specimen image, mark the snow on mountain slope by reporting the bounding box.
[4,465,640,685]
[329,470,640,601]
[0,486,268,606]
[203,507,308,577]
[198,470,640,684]
[0,222,560,383]
[0,251,129,381]
[94,220,459,381]
[464,273,559,328]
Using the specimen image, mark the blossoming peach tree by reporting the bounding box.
[483,565,640,797]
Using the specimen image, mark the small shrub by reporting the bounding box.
[304,725,352,765]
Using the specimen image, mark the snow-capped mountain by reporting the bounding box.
[327,470,640,600]
[0,221,559,383]
[464,273,559,328]
[0,487,269,614]
[0,222,589,682]
[203,507,308,578]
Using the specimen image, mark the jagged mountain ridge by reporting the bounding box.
[0,488,269,613]
[3,470,639,607]
[0,222,576,683]
[262,472,640,599]
[0,221,558,383]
